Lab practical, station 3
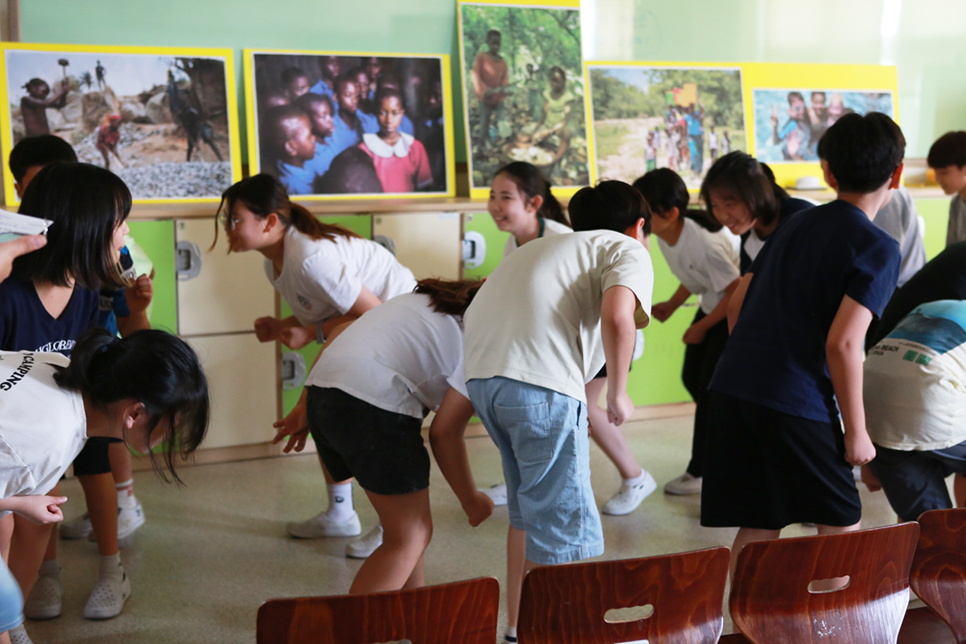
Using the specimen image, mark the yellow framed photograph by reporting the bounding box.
[243,49,456,200]
[0,43,242,205]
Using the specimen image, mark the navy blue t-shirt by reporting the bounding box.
[0,277,99,355]
[711,199,900,423]
[739,196,815,274]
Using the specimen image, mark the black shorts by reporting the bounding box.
[72,438,112,476]
[871,442,966,522]
[306,386,429,496]
[700,392,861,530]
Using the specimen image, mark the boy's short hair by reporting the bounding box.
[9,135,77,182]
[787,91,804,105]
[333,73,357,95]
[280,67,308,87]
[817,112,905,194]
[23,78,47,91]
[316,147,383,194]
[295,91,334,114]
[927,131,966,169]
[568,180,651,236]
[261,105,309,155]
[487,30,501,40]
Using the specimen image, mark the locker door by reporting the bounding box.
[372,212,461,280]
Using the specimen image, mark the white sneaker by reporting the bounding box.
[86,501,147,545]
[481,483,508,506]
[83,567,131,620]
[59,513,92,540]
[23,568,62,620]
[601,472,657,515]
[286,510,361,539]
[345,524,384,559]
[8,625,34,644]
[664,472,702,496]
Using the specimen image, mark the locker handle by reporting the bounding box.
[280,352,307,390]
[176,241,203,281]
[462,231,487,269]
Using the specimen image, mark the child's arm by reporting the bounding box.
[471,54,487,101]
[0,495,67,525]
[682,278,740,344]
[827,294,876,466]
[254,315,303,342]
[727,273,753,333]
[652,284,691,322]
[116,272,154,337]
[429,388,494,527]
[601,285,639,426]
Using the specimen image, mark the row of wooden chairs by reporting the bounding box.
[255,508,966,644]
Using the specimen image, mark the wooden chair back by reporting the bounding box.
[730,523,920,644]
[256,577,499,644]
[910,508,966,644]
[518,547,730,643]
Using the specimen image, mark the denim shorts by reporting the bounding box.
[466,376,603,565]
[0,561,23,633]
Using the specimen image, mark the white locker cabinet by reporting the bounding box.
[175,218,275,336]
[186,334,278,450]
[372,212,462,280]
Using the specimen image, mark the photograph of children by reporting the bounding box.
[2,47,237,202]
[459,2,590,190]
[588,65,745,189]
[248,52,451,197]
[752,88,895,163]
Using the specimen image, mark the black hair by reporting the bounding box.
[214,173,360,248]
[12,162,129,290]
[8,135,77,183]
[817,112,905,193]
[23,78,48,91]
[295,91,334,115]
[54,328,209,484]
[568,180,651,236]
[487,30,501,40]
[280,67,308,88]
[700,152,780,228]
[373,86,405,111]
[493,162,568,226]
[632,168,722,232]
[811,91,827,102]
[316,147,383,194]
[549,66,565,81]
[927,131,966,169]
[758,162,791,200]
[413,278,484,316]
[787,91,804,105]
[333,72,358,95]
[261,104,310,155]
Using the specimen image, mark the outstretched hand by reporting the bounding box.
[272,403,309,453]
[9,495,68,525]
[254,317,283,343]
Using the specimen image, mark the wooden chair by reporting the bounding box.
[255,577,499,644]
[910,508,966,644]
[730,523,920,644]
[518,547,730,643]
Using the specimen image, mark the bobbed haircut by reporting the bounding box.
[700,151,779,228]
[927,131,966,169]
[633,168,722,233]
[817,112,905,194]
[568,180,651,236]
[494,162,568,226]
[413,278,484,316]
[12,162,129,290]
[54,328,209,484]
[214,173,360,248]
[9,135,77,183]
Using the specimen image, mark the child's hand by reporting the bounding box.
[0,235,46,283]
[280,325,314,350]
[682,323,707,344]
[786,129,802,159]
[272,403,309,453]
[463,490,494,527]
[651,301,676,323]
[254,317,283,343]
[9,495,68,525]
[605,390,635,426]
[770,104,779,126]
[124,271,154,314]
[860,464,882,492]
[845,430,876,466]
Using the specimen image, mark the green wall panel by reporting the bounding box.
[127,220,177,334]
[916,197,950,260]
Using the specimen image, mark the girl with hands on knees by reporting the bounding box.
[217,174,416,558]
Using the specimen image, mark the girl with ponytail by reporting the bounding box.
[272,278,492,594]
[0,327,208,642]
[216,173,416,557]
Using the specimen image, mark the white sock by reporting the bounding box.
[505,626,517,641]
[115,479,137,510]
[99,553,123,581]
[623,470,647,487]
[326,483,354,521]
[38,559,60,577]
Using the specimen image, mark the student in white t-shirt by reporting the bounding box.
[634,169,741,496]
[217,174,416,558]
[0,328,209,644]
[273,279,493,594]
[464,181,654,642]
[486,162,655,518]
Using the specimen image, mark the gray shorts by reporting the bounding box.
[871,442,966,522]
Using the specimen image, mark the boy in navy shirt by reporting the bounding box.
[701,112,903,579]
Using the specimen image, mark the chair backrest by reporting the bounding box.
[730,523,920,644]
[256,577,499,644]
[910,508,966,644]
[518,547,730,644]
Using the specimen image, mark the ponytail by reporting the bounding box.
[495,162,569,227]
[55,328,209,484]
[413,278,484,316]
[213,174,361,249]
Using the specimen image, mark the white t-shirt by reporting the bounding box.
[874,185,926,288]
[502,217,571,259]
[305,293,468,419]
[946,194,966,247]
[464,231,654,403]
[708,132,718,149]
[656,217,740,314]
[0,351,87,514]
[864,301,966,450]
[266,227,417,326]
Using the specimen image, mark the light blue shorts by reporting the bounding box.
[0,561,23,634]
[467,377,603,565]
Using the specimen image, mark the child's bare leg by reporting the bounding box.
[99,148,110,171]
[79,473,119,557]
[403,553,425,590]
[955,473,966,507]
[506,525,528,630]
[585,379,641,480]
[9,517,53,597]
[730,527,781,583]
[348,488,431,594]
[109,443,133,489]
